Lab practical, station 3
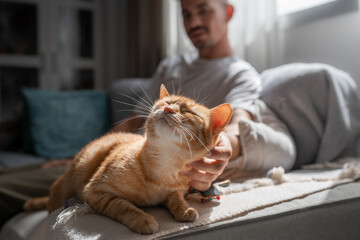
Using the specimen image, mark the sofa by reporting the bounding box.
[0,64,360,240]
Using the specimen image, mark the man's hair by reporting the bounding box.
[179,0,229,5]
[218,0,229,5]
[217,0,229,8]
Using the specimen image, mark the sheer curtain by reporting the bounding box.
[161,0,195,57]
[162,0,282,73]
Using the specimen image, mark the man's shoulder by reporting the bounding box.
[228,57,256,72]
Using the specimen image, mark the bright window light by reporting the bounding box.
[277,0,337,16]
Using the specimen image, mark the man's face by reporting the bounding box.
[181,0,228,50]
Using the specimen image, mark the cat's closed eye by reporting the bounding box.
[181,106,195,115]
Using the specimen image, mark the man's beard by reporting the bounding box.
[193,39,213,49]
[188,26,213,49]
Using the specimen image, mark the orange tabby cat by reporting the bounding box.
[24,85,233,234]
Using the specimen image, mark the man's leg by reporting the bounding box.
[261,63,360,168]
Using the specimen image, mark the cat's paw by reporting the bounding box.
[175,207,199,222]
[129,215,159,235]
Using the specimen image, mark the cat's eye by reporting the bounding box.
[182,109,195,115]
[163,99,172,105]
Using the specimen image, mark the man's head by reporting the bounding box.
[180,0,234,50]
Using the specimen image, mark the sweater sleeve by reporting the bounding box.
[221,100,296,180]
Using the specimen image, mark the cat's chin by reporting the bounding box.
[154,118,175,133]
[152,119,184,143]
[156,117,176,129]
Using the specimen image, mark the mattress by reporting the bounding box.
[164,181,360,240]
[1,171,359,240]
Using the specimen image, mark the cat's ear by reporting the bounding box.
[210,104,233,134]
[160,84,170,99]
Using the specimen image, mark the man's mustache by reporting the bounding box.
[189,26,208,34]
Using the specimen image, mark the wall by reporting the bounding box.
[282,0,360,86]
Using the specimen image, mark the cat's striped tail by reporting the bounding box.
[23,196,49,211]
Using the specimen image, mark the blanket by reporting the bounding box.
[261,63,360,168]
[27,159,360,240]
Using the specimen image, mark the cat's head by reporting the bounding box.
[145,85,233,161]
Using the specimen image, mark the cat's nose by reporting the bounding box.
[164,106,175,114]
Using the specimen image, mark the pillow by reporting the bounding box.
[22,88,110,159]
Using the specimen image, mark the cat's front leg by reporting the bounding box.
[83,190,158,234]
[164,191,199,222]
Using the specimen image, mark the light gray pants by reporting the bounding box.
[261,63,360,169]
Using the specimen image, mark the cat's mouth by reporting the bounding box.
[157,117,169,126]
[157,114,179,129]
[162,115,176,127]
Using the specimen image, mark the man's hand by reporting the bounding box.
[180,132,232,191]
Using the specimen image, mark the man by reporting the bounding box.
[113,0,261,191]
[112,0,296,189]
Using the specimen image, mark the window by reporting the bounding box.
[277,0,359,29]
[277,0,336,16]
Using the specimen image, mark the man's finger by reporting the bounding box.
[180,167,218,182]
[206,146,232,160]
[186,159,225,175]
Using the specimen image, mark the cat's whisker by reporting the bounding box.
[116,92,153,113]
[178,125,211,154]
[130,88,154,110]
[115,109,149,116]
[173,127,183,155]
[166,115,183,128]
[193,85,202,104]
[178,128,183,144]
[165,116,175,127]
[171,82,176,96]
[181,129,192,159]
[112,99,149,110]
[176,114,183,122]
[177,126,195,158]
[182,127,212,154]
[133,125,146,133]
[195,87,204,103]
[170,115,182,125]
[174,115,183,123]
[194,88,199,102]
[112,100,151,113]
[138,82,154,107]
[198,94,210,105]
[177,77,184,96]
[111,115,148,127]
[179,126,195,142]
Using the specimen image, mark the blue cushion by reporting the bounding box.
[0,152,45,168]
[22,88,110,159]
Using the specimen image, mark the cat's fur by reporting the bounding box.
[24,85,233,234]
